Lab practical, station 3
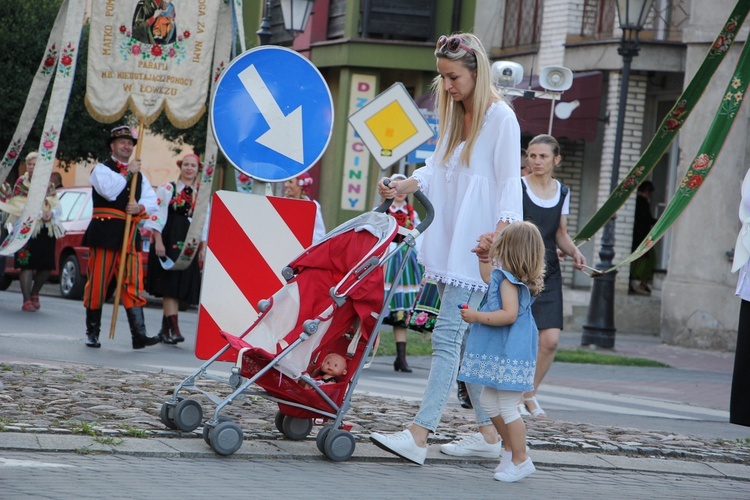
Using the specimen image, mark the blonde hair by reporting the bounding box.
[491,221,546,296]
[25,151,39,162]
[431,33,502,167]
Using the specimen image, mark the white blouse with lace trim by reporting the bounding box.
[411,100,522,291]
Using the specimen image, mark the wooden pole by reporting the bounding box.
[109,122,145,339]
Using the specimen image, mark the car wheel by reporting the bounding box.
[59,254,85,300]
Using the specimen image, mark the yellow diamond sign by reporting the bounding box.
[348,82,435,169]
[364,101,418,155]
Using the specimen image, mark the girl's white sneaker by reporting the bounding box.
[494,457,536,482]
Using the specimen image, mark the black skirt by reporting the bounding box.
[145,213,201,304]
[731,299,750,427]
[531,272,563,330]
[15,229,56,271]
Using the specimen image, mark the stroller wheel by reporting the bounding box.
[174,399,203,432]
[210,421,244,456]
[281,416,313,440]
[274,411,286,434]
[202,416,231,446]
[316,424,335,454]
[159,401,178,430]
[324,430,356,462]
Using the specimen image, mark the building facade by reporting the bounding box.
[242,0,747,350]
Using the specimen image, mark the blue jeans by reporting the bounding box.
[413,282,491,432]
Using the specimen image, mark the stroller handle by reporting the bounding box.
[375,178,435,235]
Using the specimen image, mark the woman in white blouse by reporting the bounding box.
[145,153,204,344]
[370,33,523,465]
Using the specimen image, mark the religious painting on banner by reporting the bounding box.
[85,0,221,127]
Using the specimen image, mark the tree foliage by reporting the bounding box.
[0,1,205,172]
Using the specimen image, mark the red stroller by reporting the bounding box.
[160,190,433,461]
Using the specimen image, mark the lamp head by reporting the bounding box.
[491,61,524,88]
[280,0,316,33]
[615,0,654,31]
[554,100,581,120]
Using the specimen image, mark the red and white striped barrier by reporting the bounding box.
[196,190,315,360]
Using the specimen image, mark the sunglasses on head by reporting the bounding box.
[436,35,475,56]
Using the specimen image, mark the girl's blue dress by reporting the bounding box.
[458,268,538,392]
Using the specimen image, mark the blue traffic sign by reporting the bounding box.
[211,46,334,182]
[407,112,438,164]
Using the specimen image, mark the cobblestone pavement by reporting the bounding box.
[1,360,748,465]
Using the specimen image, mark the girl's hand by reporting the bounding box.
[459,305,476,323]
[471,232,495,263]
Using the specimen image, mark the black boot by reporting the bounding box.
[85,308,102,348]
[457,381,473,409]
[158,315,176,345]
[393,341,412,372]
[126,307,161,349]
[168,314,185,343]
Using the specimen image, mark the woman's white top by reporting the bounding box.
[310,198,326,244]
[145,180,188,233]
[521,177,570,215]
[411,100,522,291]
[734,169,750,300]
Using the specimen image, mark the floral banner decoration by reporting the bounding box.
[606,36,750,273]
[575,0,750,243]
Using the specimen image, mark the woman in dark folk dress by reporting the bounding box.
[145,153,204,344]
[0,151,63,312]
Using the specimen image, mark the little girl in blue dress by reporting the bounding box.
[457,221,546,483]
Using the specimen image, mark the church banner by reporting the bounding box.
[85,0,221,127]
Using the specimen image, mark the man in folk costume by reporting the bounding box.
[82,125,160,349]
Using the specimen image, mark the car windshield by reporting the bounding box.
[58,190,93,222]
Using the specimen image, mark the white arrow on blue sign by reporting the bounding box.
[211,46,334,182]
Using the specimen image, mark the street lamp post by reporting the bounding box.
[256,0,273,46]
[581,0,654,348]
[252,0,316,195]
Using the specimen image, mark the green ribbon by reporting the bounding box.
[606,30,750,273]
[575,0,750,243]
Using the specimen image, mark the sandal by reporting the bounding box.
[22,301,37,312]
[524,397,547,418]
[30,295,40,310]
[518,402,531,417]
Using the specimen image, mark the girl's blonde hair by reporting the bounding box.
[25,151,39,162]
[431,32,502,168]
[491,221,546,296]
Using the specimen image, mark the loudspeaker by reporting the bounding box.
[540,66,573,92]
[491,61,524,88]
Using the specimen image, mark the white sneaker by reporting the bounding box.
[370,430,427,465]
[494,457,536,482]
[440,432,502,458]
[494,446,531,473]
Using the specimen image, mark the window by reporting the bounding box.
[502,0,542,49]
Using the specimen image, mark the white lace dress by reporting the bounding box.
[411,100,523,292]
